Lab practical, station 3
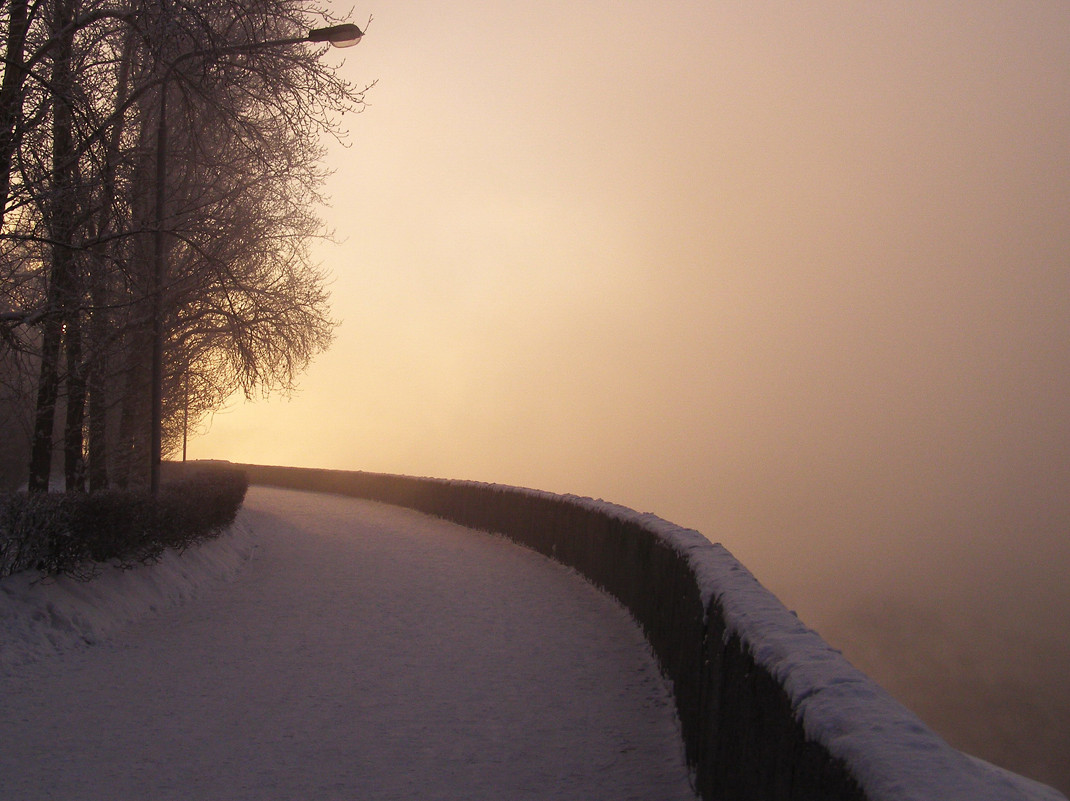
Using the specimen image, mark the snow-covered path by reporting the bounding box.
[0,486,696,801]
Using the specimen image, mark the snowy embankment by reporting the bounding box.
[0,489,698,801]
[0,518,257,672]
[235,464,1068,801]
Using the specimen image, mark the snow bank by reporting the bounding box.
[0,515,256,673]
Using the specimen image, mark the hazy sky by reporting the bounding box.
[190,1,1070,632]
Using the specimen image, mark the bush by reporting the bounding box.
[0,492,84,578]
[0,465,249,580]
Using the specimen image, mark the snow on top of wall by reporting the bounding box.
[446,480,1065,801]
[682,540,1065,801]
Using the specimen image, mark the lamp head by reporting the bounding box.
[308,23,363,48]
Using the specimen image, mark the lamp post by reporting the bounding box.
[149,22,362,493]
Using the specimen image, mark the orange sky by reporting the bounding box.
[189,1,1070,630]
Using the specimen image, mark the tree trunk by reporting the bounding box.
[27,0,77,493]
[0,0,29,228]
[27,319,62,492]
[85,29,134,491]
[64,310,86,491]
[86,318,109,489]
[112,320,151,489]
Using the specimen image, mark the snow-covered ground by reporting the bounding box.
[0,486,697,801]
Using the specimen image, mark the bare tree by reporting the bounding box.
[1,0,370,492]
[26,0,81,492]
[0,0,30,231]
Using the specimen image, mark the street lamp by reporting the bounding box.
[150,22,363,493]
[308,24,364,47]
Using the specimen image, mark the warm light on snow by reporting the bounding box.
[0,488,697,800]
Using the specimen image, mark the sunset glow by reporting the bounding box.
[191,0,1070,608]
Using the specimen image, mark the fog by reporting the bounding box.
[189,1,1070,791]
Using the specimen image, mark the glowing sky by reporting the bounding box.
[189,1,1070,626]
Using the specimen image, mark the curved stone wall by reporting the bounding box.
[236,463,1065,801]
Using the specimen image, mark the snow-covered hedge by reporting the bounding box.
[0,464,248,579]
[236,463,1066,801]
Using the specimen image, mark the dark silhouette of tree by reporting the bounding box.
[0,0,371,492]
